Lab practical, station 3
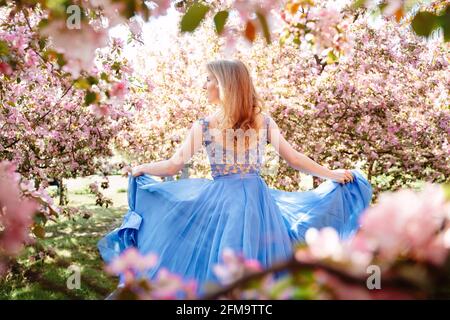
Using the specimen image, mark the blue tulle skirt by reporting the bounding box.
[97,170,372,295]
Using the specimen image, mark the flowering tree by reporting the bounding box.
[112,6,448,195]
[271,19,449,194]
[0,160,59,276]
[2,0,447,79]
[0,9,133,199]
[0,8,134,275]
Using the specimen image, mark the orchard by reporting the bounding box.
[0,0,449,300]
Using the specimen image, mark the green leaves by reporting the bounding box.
[84,90,99,106]
[214,10,229,35]
[43,49,66,67]
[0,39,10,56]
[326,50,339,64]
[74,76,99,90]
[180,4,272,44]
[443,183,450,202]
[410,5,450,41]
[352,0,367,9]
[45,0,70,14]
[32,224,46,239]
[256,11,271,44]
[180,3,210,32]
[439,6,450,42]
[411,12,439,37]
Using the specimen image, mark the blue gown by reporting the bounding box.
[98,115,373,296]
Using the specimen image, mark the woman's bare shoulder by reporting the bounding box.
[204,112,222,126]
[204,112,269,128]
[261,112,272,119]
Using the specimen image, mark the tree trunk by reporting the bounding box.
[58,178,67,206]
[367,160,375,182]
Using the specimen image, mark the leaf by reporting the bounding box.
[46,0,69,15]
[32,225,46,239]
[33,212,48,225]
[256,11,271,44]
[352,0,367,9]
[286,3,301,15]
[443,183,450,202]
[0,40,10,56]
[269,276,293,299]
[214,10,228,35]
[443,20,450,42]
[74,78,91,90]
[100,72,109,82]
[244,20,256,42]
[56,52,66,67]
[438,6,450,42]
[297,0,315,6]
[37,18,49,30]
[180,3,210,32]
[45,49,66,67]
[326,50,338,64]
[84,91,99,106]
[378,2,389,13]
[38,38,47,51]
[394,8,404,22]
[411,11,439,37]
[87,76,99,85]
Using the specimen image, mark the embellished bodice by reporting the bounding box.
[199,115,269,178]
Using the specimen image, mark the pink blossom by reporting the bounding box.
[0,61,13,75]
[213,248,262,285]
[0,161,38,257]
[150,268,185,299]
[106,247,158,284]
[128,17,143,37]
[40,20,108,77]
[110,81,128,100]
[304,227,344,261]
[90,104,111,117]
[360,183,449,264]
[151,0,171,17]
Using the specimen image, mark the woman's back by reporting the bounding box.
[199,113,269,178]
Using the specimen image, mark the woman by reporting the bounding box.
[98,59,372,296]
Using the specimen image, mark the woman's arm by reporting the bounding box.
[131,120,204,177]
[266,116,353,183]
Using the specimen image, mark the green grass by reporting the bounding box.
[72,186,92,195]
[0,175,129,300]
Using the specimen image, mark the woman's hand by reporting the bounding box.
[121,164,144,177]
[330,169,354,184]
[121,165,132,177]
[131,165,144,177]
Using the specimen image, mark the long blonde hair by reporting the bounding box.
[206,59,264,132]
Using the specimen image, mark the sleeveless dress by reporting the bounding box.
[97,114,373,295]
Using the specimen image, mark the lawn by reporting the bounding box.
[0,175,129,300]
